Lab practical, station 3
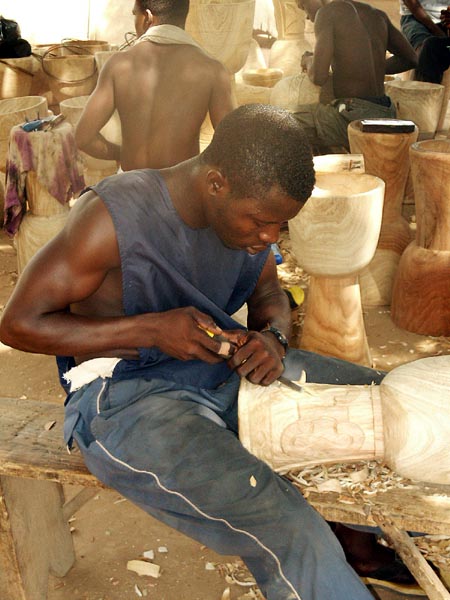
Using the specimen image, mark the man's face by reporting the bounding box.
[132,1,149,37]
[209,186,302,255]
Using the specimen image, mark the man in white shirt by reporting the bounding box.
[400,0,450,83]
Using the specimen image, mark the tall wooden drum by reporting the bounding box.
[348,119,418,306]
[391,139,450,336]
[289,172,385,366]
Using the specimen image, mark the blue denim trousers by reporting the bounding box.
[65,349,383,600]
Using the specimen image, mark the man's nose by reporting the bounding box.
[259,225,280,245]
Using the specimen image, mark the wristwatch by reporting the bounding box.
[260,325,289,353]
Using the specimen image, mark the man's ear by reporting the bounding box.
[145,9,154,28]
[207,170,227,195]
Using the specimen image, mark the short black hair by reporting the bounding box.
[136,0,189,24]
[201,104,315,204]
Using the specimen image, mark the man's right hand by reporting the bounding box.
[149,307,243,364]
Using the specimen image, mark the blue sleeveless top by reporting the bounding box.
[60,169,269,390]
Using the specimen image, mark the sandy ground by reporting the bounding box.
[1,220,450,600]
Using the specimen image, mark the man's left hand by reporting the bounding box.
[227,330,285,386]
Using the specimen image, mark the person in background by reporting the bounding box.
[292,0,418,152]
[1,104,387,600]
[400,0,450,83]
[75,0,235,171]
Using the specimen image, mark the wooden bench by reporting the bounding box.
[1,396,450,600]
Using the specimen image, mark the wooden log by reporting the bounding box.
[238,355,450,485]
[348,119,418,306]
[289,172,385,365]
[385,80,444,139]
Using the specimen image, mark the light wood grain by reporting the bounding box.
[391,139,450,335]
[239,355,450,485]
[186,0,256,74]
[385,80,445,139]
[348,119,417,306]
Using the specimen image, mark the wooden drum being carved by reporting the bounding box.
[288,172,384,366]
[238,355,450,485]
[391,139,450,336]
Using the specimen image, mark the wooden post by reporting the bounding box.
[288,172,385,366]
[0,477,75,600]
[348,120,418,306]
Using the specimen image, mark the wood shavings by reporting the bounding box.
[44,420,56,431]
[413,535,450,568]
[249,475,257,488]
[134,584,143,597]
[127,559,161,579]
[221,588,231,600]
[286,460,414,501]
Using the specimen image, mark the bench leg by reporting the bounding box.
[0,476,75,600]
[373,510,450,600]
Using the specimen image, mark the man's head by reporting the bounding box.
[133,0,189,37]
[200,104,315,253]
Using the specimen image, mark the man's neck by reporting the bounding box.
[160,159,208,229]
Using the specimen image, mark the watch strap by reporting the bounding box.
[260,325,289,352]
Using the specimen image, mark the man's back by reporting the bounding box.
[312,0,415,98]
[75,32,235,170]
[113,41,233,170]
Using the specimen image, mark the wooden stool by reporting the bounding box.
[4,121,85,272]
[348,120,418,306]
[391,139,450,336]
[288,172,385,366]
[0,96,48,173]
[385,80,445,140]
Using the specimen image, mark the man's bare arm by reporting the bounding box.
[0,193,225,363]
[75,58,121,162]
[385,17,419,73]
[208,62,237,129]
[403,0,446,37]
[304,7,334,86]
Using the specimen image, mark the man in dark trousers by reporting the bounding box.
[1,104,387,600]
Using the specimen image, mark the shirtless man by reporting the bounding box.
[75,0,235,170]
[0,104,386,600]
[293,0,418,151]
